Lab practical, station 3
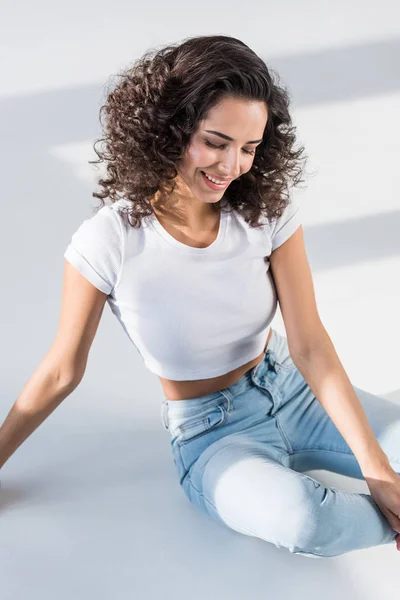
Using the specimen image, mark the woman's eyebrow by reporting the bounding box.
[205,130,263,144]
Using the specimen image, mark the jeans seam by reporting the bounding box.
[274,413,294,454]
[177,441,186,475]
[291,447,399,465]
[292,448,355,456]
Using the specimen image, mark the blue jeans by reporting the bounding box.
[160,329,400,558]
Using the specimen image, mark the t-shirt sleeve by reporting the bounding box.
[64,206,124,295]
[270,197,301,252]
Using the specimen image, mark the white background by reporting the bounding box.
[0,1,399,597]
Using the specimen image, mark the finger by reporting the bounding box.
[384,508,400,533]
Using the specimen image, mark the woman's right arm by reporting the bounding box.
[0,259,109,471]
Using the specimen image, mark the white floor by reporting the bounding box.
[1,1,399,598]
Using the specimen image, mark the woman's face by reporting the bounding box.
[176,96,268,205]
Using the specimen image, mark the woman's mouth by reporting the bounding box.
[200,171,230,190]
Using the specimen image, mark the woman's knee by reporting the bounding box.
[250,476,340,558]
[273,488,327,558]
[233,474,329,557]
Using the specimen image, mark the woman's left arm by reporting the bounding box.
[269,225,400,534]
[292,334,389,474]
[292,338,400,534]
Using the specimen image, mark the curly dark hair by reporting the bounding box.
[90,34,308,228]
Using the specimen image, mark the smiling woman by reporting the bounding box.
[66,35,309,404]
[172,94,268,207]
[89,34,307,230]
[2,33,399,561]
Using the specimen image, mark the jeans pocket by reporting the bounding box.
[177,403,227,445]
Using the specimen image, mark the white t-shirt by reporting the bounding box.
[64,197,301,380]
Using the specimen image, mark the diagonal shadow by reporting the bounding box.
[0,36,399,273]
[268,36,400,107]
[304,209,400,270]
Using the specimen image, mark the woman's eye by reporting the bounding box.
[204,140,221,149]
[204,139,255,156]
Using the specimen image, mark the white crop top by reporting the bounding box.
[64,197,301,380]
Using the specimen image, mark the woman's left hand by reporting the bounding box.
[364,465,400,550]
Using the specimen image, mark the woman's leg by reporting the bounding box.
[183,331,399,558]
[252,330,400,555]
[186,431,397,559]
[278,380,400,480]
[163,330,399,558]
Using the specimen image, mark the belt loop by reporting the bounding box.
[161,401,169,429]
[220,388,233,412]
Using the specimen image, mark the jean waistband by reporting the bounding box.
[160,329,285,429]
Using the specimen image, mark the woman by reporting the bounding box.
[1,34,399,558]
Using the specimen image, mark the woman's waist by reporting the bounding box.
[159,328,273,401]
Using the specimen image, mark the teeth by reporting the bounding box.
[204,172,225,185]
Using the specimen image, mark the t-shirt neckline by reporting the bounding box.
[148,208,229,254]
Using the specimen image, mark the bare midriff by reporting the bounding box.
[159,327,273,401]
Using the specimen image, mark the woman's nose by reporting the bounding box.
[220,152,241,179]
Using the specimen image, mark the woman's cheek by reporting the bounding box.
[189,143,211,166]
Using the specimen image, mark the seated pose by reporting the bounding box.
[1,34,400,558]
